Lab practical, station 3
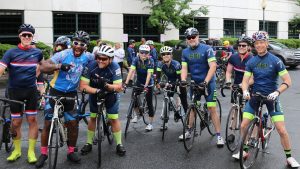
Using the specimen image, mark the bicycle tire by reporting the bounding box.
[207,98,222,136]
[4,122,14,153]
[152,92,157,113]
[103,114,113,145]
[0,118,3,150]
[80,100,89,125]
[142,97,150,125]
[262,114,274,150]
[240,119,260,169]
[225,106,241,152]
[97,116,103,168]
[183,106,199,152]
[48,119,59,169]
[124,101,134,138]
[162,98,169,141]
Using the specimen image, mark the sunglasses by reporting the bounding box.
[186,35,197,40]
[21,33,33,38]
[161,52,172,56]
[73,41,87,47]
[96,56,109,61]
[140,51,149,55]
[238,44,248,48]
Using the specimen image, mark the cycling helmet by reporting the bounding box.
[237,36,253,45]
[160,46,173,54]
[54,36,71,47]
[200,40,206,44]
[145,40,154,45]
[252,31,269,42]
[139,45,150,52]
[72,30,90,44]
[95,45,114,57]
[18,24,35,34]
[207,40,214,46]
[223,40,230,46]
[129,39,136,44]
[184,27,199,37]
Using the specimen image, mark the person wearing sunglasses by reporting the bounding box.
[53,36,71,54]
[225,36,253,104]
[156,46,188,130]
[36,30,94,168]
[179,27,224,147]
[0,24,42,164]
[127,39,136,67]
[124,45,155,131]
[79,45,126,157]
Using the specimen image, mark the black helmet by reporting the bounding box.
[184,27,199,37]
[72,30,90,44]
[207,40,214,46]
[55,36,71,47]
[129,39,135,44]
[18,24,35,34]
[237,36,253,46]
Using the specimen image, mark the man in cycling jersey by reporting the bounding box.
[232,31,300,168]
[124,45,155,131]
[145,40,158,68]
[179,27,224,147]
[79,45,126,156]
[0,24,42,163]
[156,46,188,130]
[127,39,136,67]
[35,30,94,168]
[223,40,235,58]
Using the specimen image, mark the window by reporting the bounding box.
[0,10,23,45]
[223,19,246,38]
[53,12,100,41]
[124,14,160,42]
[288,22,300,39]
[179,18,208,39]
[259,21,278,38]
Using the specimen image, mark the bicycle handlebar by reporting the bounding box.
[0,97,26,106]
[43,95,76,101]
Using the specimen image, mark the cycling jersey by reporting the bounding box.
[131,57,154,85]
[127,45,136,65]
[156,60,181,83]
[228,53,253,84]
[50,49,94,92]
[245,52,287,95]
[0,44,43,88]
[150,47,158,67]
[226,46,235,55]
[181,44,216,83]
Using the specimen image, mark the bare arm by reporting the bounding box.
[277,73,292,94]
[125,68,135,84]
[226,63,233,83]
[181,64,188,81]
[205,61,217,83]
[144,71,152,87]
[39,59,60,74]
[0,66,6,77]
[79,80,97,94]
[241,74,251,92]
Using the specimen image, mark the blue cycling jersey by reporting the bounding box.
[150,47,158,67]
[0,44,43,88]
[50,49,94,92]
[245,52,287,95]
[157,60,181,83]
[181,44,216,83]
[131,57,154,85]
[228,53,253,84]
[127,46,136,65]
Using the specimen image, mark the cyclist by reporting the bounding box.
[145,40,158,69]
[113,42,125,80]
[0,24,42,163]
[225,36,254,103]
[156,46,188,130]
[53,36,71,54]
[79,45,126,156]
[179,27,224,147]
[35,30,94,168]
[127,39,136,67]
[232,31,300,168]
[223,40,235,58]
[124,45,155,131]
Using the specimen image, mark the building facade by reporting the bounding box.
[0,0,299,45]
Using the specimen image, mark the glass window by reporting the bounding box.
[0,10,23,45]
[259,21,278,38]
[288,22,300,39]
[223,19,246,38]
[179,18,208,39]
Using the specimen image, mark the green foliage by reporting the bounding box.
[272,39,300,48]
[36,42,53,60]
[87,40,115,53]
[142,0,208,34]
[0,43,17,59]
[164,40,181,47]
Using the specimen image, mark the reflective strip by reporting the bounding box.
[11,113,22,118]
[182,62,187,66]
[107,114,118,120]
[243,112,254,120]
[80,76,90,83]
[207,57,217,63]
[244,71,252,77]
[278,69,288,76]
[130,65,136,70]
[25,110,37,116]
[176,70,181,74]
[113,79,122,84]
[207,102,216,107]
[148,69,154,73]
[90,112,97,118]
[156,68,162,72]
[272,115,284,122]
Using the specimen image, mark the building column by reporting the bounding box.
[100,13,124,43]
[278,21,288,39]
[246,19,259,37]
[208,17,223,39]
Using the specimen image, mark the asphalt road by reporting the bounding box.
[1,67,300,169]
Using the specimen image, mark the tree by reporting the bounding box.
[142,0,208,34]
[289,0,300,27]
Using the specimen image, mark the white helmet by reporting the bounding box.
[145,40,154,45]
[160,46,173,54]
[139,45,150,52]
[96,45,114,57]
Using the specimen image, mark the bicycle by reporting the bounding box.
[216,57,227,89]
[183,81,222,152]
[0,98,25,153]
[45,95,77,169]
[124,85,157,138]
[76,90,89,125]
[221,84,245,152]
[160,82,184,141]
[239,92,275,169]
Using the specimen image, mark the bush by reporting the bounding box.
[0,43,17,59]
[88,40,115,53]
[272,39,300,49]
[36,42,53,60]
[164,40,181,48]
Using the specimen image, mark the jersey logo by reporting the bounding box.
[115,68,121,76]
[189,53,201,59]
[256,63,268,69]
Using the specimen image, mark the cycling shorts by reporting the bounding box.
[190,81,217,108]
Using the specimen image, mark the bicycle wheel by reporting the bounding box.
[225,106,241,152]
[124,101,134,138]
[4,122,14,152]
[152,92,157,113]
[183,106,199,152]
[0,118,3,150]
[80,100,89,125]
[262,114,274,150]
[103,115,113,145]
[206,98,222,136]
[97,116,103,168]
[216,67,226,89]
[142,97,150,125]
[48,119,59,169]
[240,119,260,169]
[161,98,169,141]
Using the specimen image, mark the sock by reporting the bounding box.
[14,139,22,153]
[68,146,75,154]
[285,149,292,158]
[28,139,36,154]
[113,131,122,145]
[87,130,95,145]
[216,133,221,137]
[41,146,48,155]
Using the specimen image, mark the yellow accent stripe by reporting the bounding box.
[208,57,217,63]
[156,68,162,72]
[272,115,284,122]
[113,79,122,84]
[176,70,181,74]
[148,69,154,73]
[130,65,136,70]
[207,102,216,107]
[80,76,90,83]
[50,71,59,88]
[244,71,252,77]
[182,62,187,66]
[243,112,254,120]
[90,112,97,118]
[278,69,288,76]
[107,114,118,120]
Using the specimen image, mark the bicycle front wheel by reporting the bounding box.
[97,116,103,168]
[4,122,14,152]
[80,100,89,125]
[48,119,59,169]
[161,98,169,141]
[0,118,3,150]
[207,98,222,136]
[125,101,134,138]
[225,106,241,152]
[183,106,199,152]
[103,115,113,145]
